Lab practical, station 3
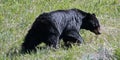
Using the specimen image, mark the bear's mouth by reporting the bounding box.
[92,27,101,35]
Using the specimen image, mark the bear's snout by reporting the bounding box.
[93,27,101,35]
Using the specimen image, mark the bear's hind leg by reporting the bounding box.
[21,32,41,53]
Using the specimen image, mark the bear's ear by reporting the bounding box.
[92,13,96,16]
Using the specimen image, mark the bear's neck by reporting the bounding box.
[74,9,89,29]
[80,14,89,30]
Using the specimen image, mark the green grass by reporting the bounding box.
[0,0,120,60]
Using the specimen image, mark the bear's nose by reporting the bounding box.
[96,32,101,35]
[94,28,101,35]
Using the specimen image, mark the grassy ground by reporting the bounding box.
[0,0,120,60]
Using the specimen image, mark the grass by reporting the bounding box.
[0,0,120,60]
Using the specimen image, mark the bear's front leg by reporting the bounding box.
[46,34,60,49]
[63,31,84,48]
[63,36,83,48]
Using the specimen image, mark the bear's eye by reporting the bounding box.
[93,23,96,27]
[91,21,96,26]
[92,22,98,28]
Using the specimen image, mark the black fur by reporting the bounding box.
[21,8,101,52]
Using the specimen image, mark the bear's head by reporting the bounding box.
[81,13,101,35]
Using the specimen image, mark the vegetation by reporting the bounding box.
[0,0,120,60]
[115,48,120,60]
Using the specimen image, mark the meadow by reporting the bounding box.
[0,0,120,60]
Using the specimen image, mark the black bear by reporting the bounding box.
[21,8,101,52]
